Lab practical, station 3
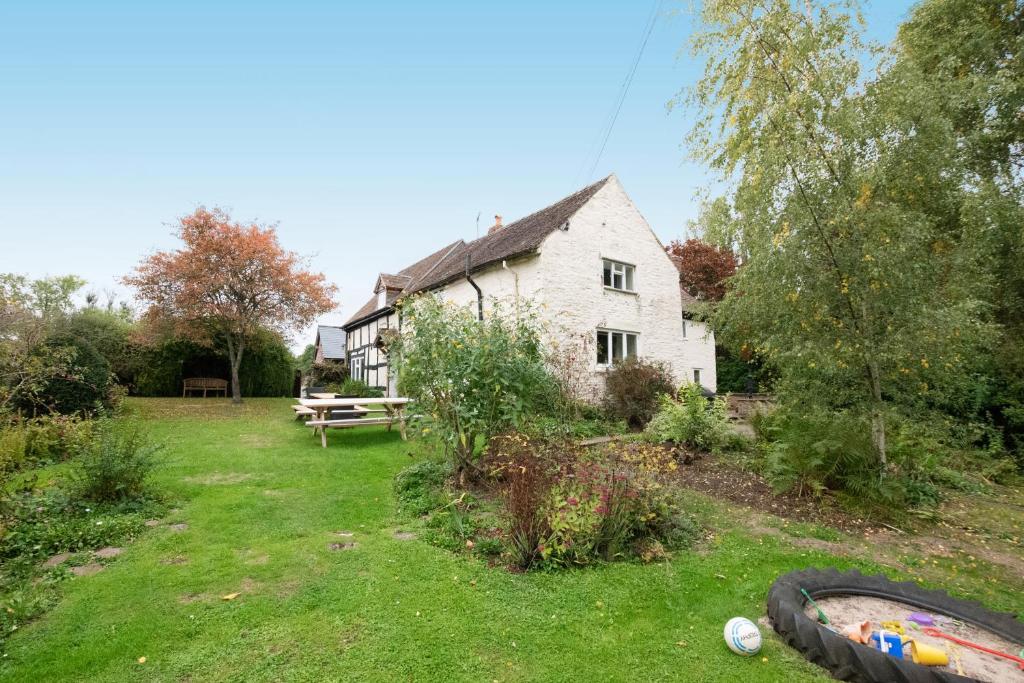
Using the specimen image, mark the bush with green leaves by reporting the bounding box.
[329,378,384,398]
[393,460,449,517]
[71,421,160,504]
[389,295,553,475]
[0,415,94,474]
[31,335,114,416]
[756,409,1015,509]
[602,357,675,428]
[646,382,730,452]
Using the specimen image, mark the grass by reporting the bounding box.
[1,398,1019,682]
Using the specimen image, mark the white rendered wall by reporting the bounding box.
[435,176,717,396]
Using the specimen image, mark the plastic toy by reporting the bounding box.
[921,627,1024,669]
[870,630,904,659]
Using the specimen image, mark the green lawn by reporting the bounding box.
[0,399,1010,682]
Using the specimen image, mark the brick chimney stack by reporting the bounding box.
[487,214,503,235]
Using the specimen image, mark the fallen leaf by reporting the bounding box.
[222,592,240,601]
[137,657,147,664]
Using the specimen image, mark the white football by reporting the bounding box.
[724,617,762,656]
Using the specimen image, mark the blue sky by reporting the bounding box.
[0,1,914,349]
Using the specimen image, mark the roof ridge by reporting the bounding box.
[500,175,612,233]
[405,239,466,291]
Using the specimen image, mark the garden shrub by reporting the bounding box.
[497,441,554,570]
[71,421,160,504]
[330,378,384,398]
[645,382,730,452]
[308,359,348,388]
[523,415,629,442]
[393,460,449,517]
[755,409,1015,509]
[602,357,675,428]
[389,296,552,475]
[538,443,694,567]
[33,334,113,416]
[485,434,698,569]
[0,416,93,474]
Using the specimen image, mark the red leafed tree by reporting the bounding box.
[665,238,738,302]
[125,207,338,403]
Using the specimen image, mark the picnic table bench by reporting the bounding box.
[182,377,228,397]
[298,397,412,448]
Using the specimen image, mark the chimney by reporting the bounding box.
[487,214,503,235]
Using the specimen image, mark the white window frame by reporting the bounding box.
[602,258,636,293]
[350,354,364,382]
[596,329,639,366]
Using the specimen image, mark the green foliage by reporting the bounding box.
[70,421,160,504]
[329,378,383,398]
[484,435,698,570]
[308,359,348,388]
[538,445,698,567]
[390,296,553,473]
[522,415,629,441]
[715,345,773,393]
[756,408,1015,509]
[393,460,449,517]
[602,357,675,428]
[134,330,293,397]
[646,383,730,452]
[34,334,114,416]
[295,344,316,374]
[688,0,997,472]
[0,415,94,473]
[61,308,140,387]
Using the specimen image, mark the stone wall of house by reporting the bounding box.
[435,175,717,397]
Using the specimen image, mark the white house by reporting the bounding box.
[341,174,716,397]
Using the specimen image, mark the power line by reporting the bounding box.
[574,0,663,188]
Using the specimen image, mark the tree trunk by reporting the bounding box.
[226,335,245,405]
[867,359,887,468]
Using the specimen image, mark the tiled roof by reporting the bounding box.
[343,240,464,326]
[315,325,346,359]
[408,176,612,293]
[377,273,412,291]
[343,176,613,328]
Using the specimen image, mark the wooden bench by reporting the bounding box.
[291,404,317,420]
[299,397,412,447]
[182,377,229,397]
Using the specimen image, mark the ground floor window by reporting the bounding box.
[693,368,701,385]
[349,354,364,382]
[596,329,638,365]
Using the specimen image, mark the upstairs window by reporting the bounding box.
[596,329,638,365]
[602,259,635,292]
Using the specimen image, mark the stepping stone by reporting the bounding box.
[328,542,357,551]
[94,547,123,559]
[43,552,71,568]
[160,555,188,566]
[170,523,189,532]
[70,563,104,577]
[393,531,417,541]
[144,519,161,527]
[333,531,355,537]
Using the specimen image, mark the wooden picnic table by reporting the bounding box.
[308,392,338,399]
[298,397,412,447]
